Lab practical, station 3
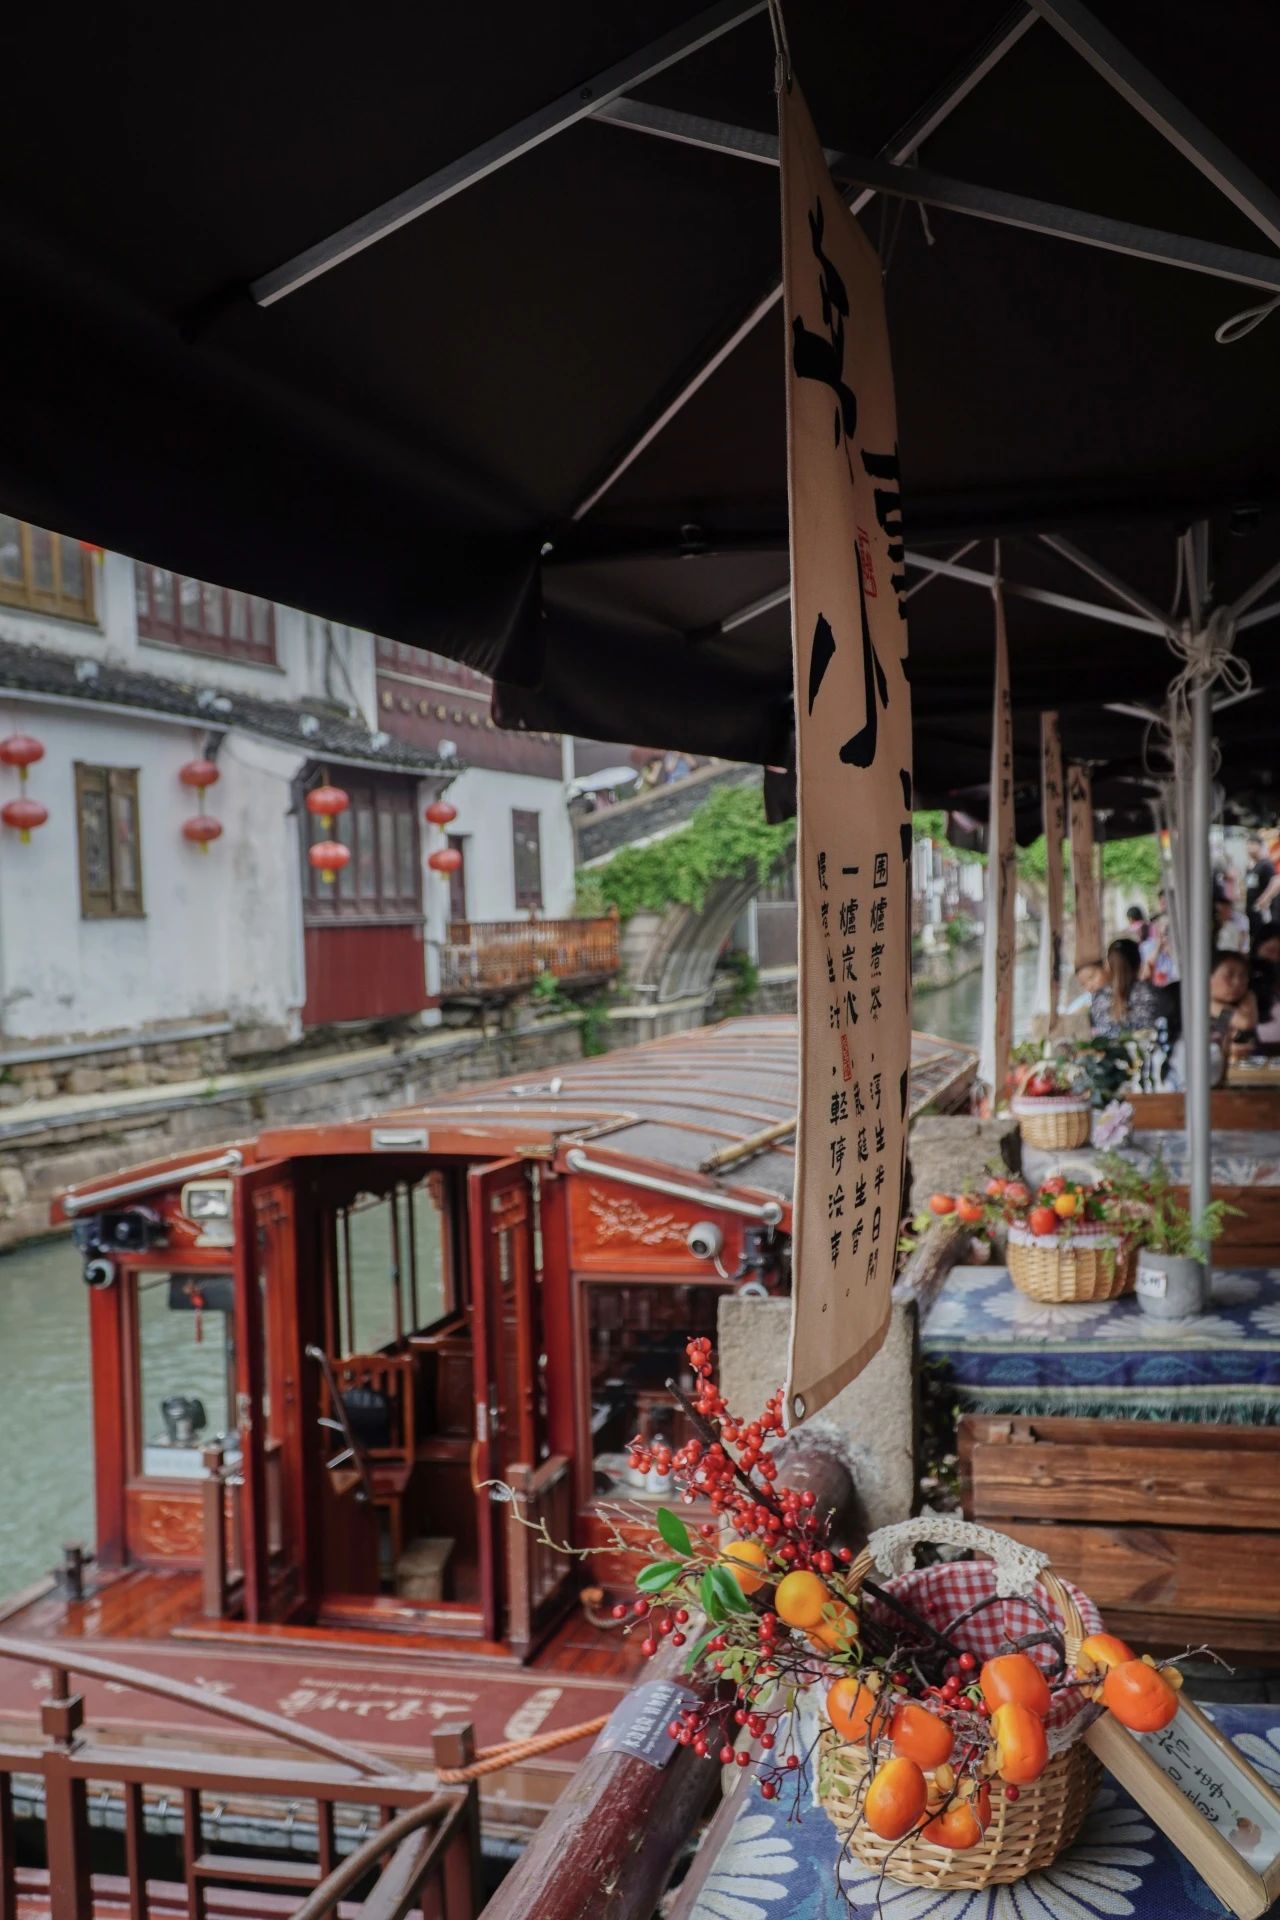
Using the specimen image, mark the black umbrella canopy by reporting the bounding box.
[3,1,1279,807]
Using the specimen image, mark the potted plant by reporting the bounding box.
[1097,1152,1238,1318]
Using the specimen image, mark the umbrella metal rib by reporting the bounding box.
[569,4,1038,521]
[250,0,768,305]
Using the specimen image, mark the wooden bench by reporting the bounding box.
[959,1414,1280,1660]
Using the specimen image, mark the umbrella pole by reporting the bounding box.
[1183,678,1213,1269]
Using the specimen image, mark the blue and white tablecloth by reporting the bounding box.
[919,1266,1280,1422]
[688,1706,1280,1919]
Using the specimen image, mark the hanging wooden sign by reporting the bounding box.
[978,577,1015,1108]
[1068,762,1103,970]
[1041,713,1066,1032]
[779,76,913,1424]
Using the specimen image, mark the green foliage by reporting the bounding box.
[1019,832,1161,899]
[1101,836,1163,898]
[656,1507,692,1556]
[719,947,759,1014]
[580,785,795,920]
[636,1559,684,1593]
[943,914,977,953]
[1096,1150,1242,1256]
[914,812,985,865]
[578,998,610,1057]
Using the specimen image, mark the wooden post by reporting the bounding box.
[0,1774,15,1920]
[432,1724,481,1920]
[42,1669,89,1920]
[201,1442,226,1619]
[480,1640,723,1920]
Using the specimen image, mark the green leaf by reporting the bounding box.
[706,1563,751,1614]
[656,1508,693,1557]
[682,1628,719,1674]
[699,1568,726,1623]
[636,1560,684,1594]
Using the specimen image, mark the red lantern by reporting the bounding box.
[306,784,350,830]
[0,734,44,782]
[182,814,223,852]
[1,796,48,843]
[179,758,220,796]
[424,799,458,827]
[309,839,351,885]
[428,847,463,874]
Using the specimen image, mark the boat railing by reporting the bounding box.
[439,915,620,999]
[0,1636,481,1920]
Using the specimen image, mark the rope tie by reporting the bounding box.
[434,1714,609,1783]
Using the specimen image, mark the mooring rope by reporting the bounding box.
[434,1714,609,1782]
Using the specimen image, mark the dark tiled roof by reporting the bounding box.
[0,636,456,774]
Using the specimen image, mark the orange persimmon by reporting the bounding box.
[774,1569,830,1629]
[980,1652,1052,1720]
[863,1755,928,1841]
[1075,1632,1135,1677]
[922,1783,992,1850]
[890,1701,956,1770]
[721,1539,768,1595]
[990,1701,1049,1784]
[1101,1659,1179,1733]
[826,1676,881,1743]
[809,1598,859,1654]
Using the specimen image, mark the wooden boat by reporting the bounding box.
[0,1016,973,1916]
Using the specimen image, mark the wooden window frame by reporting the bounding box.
[0,521,96,623]
[75,763,145,920]
[302,773,422,926]
[134,563,276,666]
[511,808,543,913]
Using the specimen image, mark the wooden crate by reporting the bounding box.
[959,1415,1280,1659]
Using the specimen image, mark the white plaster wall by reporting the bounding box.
[0,699,303,1045]
[0,554,376,716]
[437,767,576,920]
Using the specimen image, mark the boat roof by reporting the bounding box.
[54,1018,975,1218]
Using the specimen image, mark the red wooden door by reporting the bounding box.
[233,1165,304,1621]
[467,1159,540,1642]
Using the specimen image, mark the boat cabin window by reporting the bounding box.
[134,1271,237,1478]
[588,1281,723,1501]
[335,1173,452,1355]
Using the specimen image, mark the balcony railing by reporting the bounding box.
[440,916,620,999]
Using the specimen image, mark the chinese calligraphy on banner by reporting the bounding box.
[779,79,912,1425]
[978,578,1015,1109]
[1069,762,1103,967]
[1041,712,1066,1034]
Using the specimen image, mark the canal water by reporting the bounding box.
[0,948,1039,1598]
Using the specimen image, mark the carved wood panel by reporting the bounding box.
[567,1179,744,1274]
[125,1483,204,1565]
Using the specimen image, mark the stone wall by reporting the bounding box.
[717,1295,917,1532]
[0,1015,586,1251]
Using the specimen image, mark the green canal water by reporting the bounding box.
[0,950,1038,1599]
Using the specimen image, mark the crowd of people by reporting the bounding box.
[1074,833,1280,1077]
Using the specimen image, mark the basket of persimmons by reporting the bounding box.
[621,1347,1188,1904]
[932,1174,1136,1303]
[814,1516,1181,1891]
[1009,1057,1093,1150]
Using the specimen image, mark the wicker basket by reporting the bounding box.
[1006,1224,1133,1302]
[1011,1093,1092,1150]
[819,1519,1102,1891]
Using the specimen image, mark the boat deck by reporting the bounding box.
[0,1570,645,1834]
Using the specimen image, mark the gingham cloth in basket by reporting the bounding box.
[862,1558,1102,1745]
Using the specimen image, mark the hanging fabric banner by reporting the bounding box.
[1041,712,1066,1033]
[779,76,913,1425]
[977,575,1015,1109]
[1068,763,1102,969]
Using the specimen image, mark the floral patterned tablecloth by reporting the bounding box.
[919,1266,1280,1421]
[687,1705,1279,1920]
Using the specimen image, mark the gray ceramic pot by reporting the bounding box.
[1134,1248,1206,1318]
